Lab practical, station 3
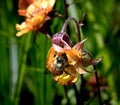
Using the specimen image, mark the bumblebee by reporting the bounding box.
[53,53,67,70]
[46,47,78,85]
[46,47,68,75]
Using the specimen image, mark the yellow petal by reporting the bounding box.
[53,66,78,85]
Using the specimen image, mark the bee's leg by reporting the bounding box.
[53,51,57,57]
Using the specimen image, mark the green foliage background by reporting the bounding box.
[0,0,120,105]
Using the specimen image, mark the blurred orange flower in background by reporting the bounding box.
[16,0,56,36]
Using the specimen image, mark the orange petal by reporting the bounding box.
[72,38,88,52]
[16,23,31,36]
[74,59,87,74]
[46,47,56,73]
[16,0,56,36]
[65,50,79,65]
[82,57,102,67]
[46,47,66,75]
[18,0,33,9]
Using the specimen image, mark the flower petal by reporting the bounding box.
[82,57,102,66]
[72,38,88,52]
[16,0,56,36]
[46,47,66,75]
[65,50,79,65]
[46,47,56,73]
[52,32,72,49]
[53,66,78,85]
[74,59,87,74]
[52,44,66,52]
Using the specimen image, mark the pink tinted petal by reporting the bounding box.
[52,44,65,52]
[73,38,88,51]
[52,32,72,48]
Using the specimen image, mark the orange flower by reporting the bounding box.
[46,47,78,85]
[46,38,101,85]
[16,0,56,36]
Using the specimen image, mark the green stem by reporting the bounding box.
[64,86,70,105]
[14,34,32,105]
[61,17,81,41]
[83,50,102,105]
